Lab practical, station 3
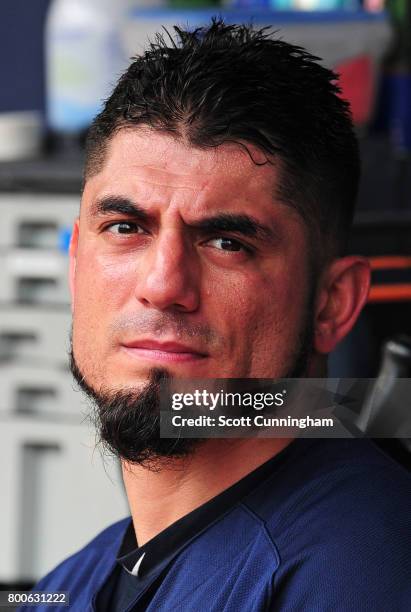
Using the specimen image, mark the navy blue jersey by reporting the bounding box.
[19,439,411,611]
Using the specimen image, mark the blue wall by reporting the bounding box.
[0,0,51,113]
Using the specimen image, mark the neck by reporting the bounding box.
[122,437,293,547]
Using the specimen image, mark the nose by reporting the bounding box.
[135,230,200,313]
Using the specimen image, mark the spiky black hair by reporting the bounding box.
[84,19,359,263]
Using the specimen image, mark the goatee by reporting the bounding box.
[69,350,202,468]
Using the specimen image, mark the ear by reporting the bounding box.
[314,256,370,354]
[69,218,80,312]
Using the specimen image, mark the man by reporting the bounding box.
[21,20,410,611]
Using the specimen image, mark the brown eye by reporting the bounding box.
[106,222,145,235]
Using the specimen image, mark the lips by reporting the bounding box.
[120,339,208,363]
[123,339,206,354]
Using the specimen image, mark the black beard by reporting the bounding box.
[69,355,202,469]
[69,294,315,468]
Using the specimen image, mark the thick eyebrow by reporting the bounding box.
[190,214,277,243]
[88,196,151,222]
[88,196,277,243]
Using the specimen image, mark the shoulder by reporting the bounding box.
[246,439,411,610]
[246,438,411,524]
[256,439,411,546]
[30,516,131,592]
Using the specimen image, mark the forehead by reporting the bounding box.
[82,129,294,222]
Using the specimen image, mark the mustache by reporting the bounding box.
[108,312,220,345]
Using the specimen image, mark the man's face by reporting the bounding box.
[71,130,313,391]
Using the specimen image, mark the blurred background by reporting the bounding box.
[0,0,410,590]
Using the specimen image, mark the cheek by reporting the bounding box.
[206,250,308,333]
[246,260,307,324]
[235,261,309,370]
[72,249,137,360]
[74,249,135,313]
[205,266,299,354]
